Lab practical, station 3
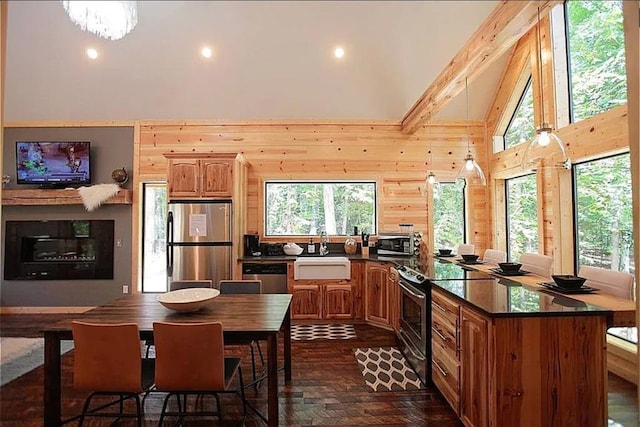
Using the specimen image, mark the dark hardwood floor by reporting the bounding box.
[0,314,637,426]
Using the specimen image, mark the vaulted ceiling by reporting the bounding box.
[4,0,511,123]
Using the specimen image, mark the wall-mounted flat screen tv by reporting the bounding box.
[16,141,91,187]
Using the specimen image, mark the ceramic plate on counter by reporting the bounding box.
[540,282,599,294]
[489,268,530,276]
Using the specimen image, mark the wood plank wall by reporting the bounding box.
[137,121,487,251]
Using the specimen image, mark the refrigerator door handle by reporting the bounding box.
[166,211,174,276]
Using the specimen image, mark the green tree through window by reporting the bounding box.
[433,182,465,250]
[566,0,627,122]
[504,77,534,149]
[506,174,538,262]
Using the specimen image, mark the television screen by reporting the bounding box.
[16,141,91,186]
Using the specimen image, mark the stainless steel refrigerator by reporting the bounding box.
[166,200,232,289]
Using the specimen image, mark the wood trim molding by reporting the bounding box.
[401,0,562,135]
[3,120,135,128]
[0,306,93,314]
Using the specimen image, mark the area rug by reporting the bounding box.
[291,324,356,341]
[353,346,424,392]
[1,338,74,386]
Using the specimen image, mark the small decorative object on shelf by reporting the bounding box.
[111,167,129,186]
[2,175,10,189]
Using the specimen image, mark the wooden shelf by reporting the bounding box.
[1,188,132,206]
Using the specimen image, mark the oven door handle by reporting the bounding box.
[398,331,426,362]
[399,281,425,300]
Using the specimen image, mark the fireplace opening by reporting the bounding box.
[4,220,114,280]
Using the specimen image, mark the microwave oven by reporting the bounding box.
[377,232,422,256]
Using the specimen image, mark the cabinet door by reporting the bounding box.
[201,159,233,198]
[324,284,353,319]
[167,159,200,198]
[460,306,489,427]
[365,263,389,325]
[291,284,322,320]
[388,267,400,332]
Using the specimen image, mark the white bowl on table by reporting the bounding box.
[157,288,220,313]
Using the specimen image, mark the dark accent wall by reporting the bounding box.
[1,127,134,307]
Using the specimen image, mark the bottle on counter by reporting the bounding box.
[307,237,315,254]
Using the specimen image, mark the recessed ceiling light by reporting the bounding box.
[334,47,345,59]
[201,47,213,59]
[86,48,98,59]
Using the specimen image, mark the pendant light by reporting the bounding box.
[521,7,571,171]
[456,77,486,186]
[426,118,437,185]
[61,1,138,41]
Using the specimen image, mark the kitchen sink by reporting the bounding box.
[293,256,351,280]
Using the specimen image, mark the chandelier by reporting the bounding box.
[521,7,571,171]
[61,1,138,41]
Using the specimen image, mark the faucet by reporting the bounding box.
[319,231,329,256]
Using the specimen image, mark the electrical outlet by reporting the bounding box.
[116,239,123,247]
[122,284,129,294]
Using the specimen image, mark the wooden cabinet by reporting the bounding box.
[165,153,241,199]
[459,306,488,427]
[388,267,400,332]
[289,262,362,320]
[431,288,461,415]
[365,262,390,327]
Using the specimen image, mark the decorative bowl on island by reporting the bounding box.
[283,243,303,256]
[551,275,587,290]
[157,288,220,313]
[461,254,479,262]
[438,249,452,256]
[498,262,522,273]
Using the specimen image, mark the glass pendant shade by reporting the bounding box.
[456,153,486,186]
[61,1,138,41]
[522,123,571,171]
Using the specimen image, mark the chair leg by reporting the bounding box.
[158,392,174,426]
[134,394,143,427]
[249,342,258,391]
[238,366,248,421]
[78,392,96,427]
[213,393,222,422]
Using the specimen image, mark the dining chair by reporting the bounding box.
[153,321,247,425]
[456,243,475,255]
[578,265,635,300]
[219,279,265,392]
[519,252,553,278]
[483,249,507,265]
[169,279,213,291]
[71,321,155,427]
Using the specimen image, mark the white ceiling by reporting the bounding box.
[4,0,508,123]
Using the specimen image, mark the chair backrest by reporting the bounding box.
[457,243,475,255]
[483,249,507,265]
[153,322,225,391]
[219,279,262,294]
[71,321,143,392]
[578,265,635,300]
[519,252,553,278]
[169,279,213,291]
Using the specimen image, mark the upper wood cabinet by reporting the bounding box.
[164,153,245,200]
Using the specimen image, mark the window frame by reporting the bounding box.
[502,75,534,150]
[263,180,378,237]
[141,182,168,293]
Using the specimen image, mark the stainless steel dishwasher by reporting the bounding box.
[241,262,288,293]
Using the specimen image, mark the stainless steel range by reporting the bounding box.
[396,264,431,385]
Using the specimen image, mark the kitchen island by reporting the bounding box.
[427,256,635,427]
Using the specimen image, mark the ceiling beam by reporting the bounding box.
[401,0,562,135]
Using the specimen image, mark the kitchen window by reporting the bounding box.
[264,181,376,236]
[506,174,538,262]
[433,182,465,250]
[503,76,534,150]
[573,153,635,344]
[565,0,627,123]
[141,182,167,292]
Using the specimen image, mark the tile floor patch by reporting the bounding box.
[291,324,356,341]
[353,346,425,392]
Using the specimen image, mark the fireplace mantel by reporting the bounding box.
[1,189,132,206]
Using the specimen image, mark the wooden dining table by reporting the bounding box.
[42,293,292,427]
